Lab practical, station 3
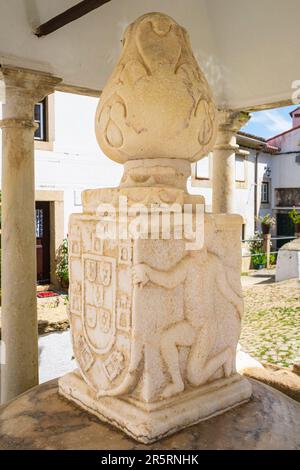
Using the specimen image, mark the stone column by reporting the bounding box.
[0,67,61,403]
[212,110,249,213]
[263,233,271,269]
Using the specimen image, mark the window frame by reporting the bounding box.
[241,223,246,241]
[261,181,270,204]
[235,155,246,182]
[34,94,55,151]
[195,155,211,181]
[34,98,47,142]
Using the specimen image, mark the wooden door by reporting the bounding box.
[276,212,295,249]
[36,201,50,283]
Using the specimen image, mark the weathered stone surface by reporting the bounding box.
[59,12,252,443]
[60,184,251,442]
[0,379,299,450]
[212,110,249,213]
[242,364,300,403]
[0,67,61,403]
[95,12,217,164]
[276,238,300,282]
[59,370,251,444]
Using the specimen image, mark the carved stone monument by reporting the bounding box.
[59,12,252,444]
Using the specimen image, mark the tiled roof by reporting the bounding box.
[237,131,279,153]
[289,106,300,117]
[266,124,300,142]
[238,131,267,142]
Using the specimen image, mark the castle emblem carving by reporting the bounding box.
[68,218,136,396]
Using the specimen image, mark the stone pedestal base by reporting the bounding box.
[276,238,300,282]
[59,370,252,444]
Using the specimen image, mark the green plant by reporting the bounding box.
[248,232,267,268]
[257,213,275,226]
[252,252,266,267]
[248,231,263,254]
[288,208,300,225]
[56,238,69,287]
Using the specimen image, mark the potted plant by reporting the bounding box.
[252,252,267,270]
[257,213,276,234]
[248,232,266,269]
[288,208,300,235]
[56,238,69,289]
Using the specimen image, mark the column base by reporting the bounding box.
[58,370,252,444]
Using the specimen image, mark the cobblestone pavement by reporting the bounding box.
[8,277,298,382]
[240,278,300,368]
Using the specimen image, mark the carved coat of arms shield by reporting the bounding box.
[69,221,138,397]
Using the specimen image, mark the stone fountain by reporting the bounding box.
[58,12,252,444]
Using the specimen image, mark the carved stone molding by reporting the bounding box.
[0,118,37,130]
[120,158,191,190]
[0,66,62,119]
[214,110,250,150]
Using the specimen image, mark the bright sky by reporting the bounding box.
[241,104,299,140]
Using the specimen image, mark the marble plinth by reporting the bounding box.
[59,370,252,444]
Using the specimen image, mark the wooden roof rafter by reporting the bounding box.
[35,0,111,37]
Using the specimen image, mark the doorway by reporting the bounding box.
[276,212,295,249]
[36,201,50,284]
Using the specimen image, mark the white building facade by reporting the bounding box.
[190,108,300,253]
[0,91,122,284]
[268,108,300,246]
[1,93,300,283]
[189,132,276,241]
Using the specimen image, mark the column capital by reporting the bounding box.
[214,110,250,150]
[0,65,62,120]
[212,110,250,213]
[217,110,250,134]
[0,65,62,101]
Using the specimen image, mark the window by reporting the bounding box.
[34,98,47,141]
[261,181,269,203]
[35,208,44,238]
[235,156,245,182]
[195,155,210,180]
[74,190,82,206]
[241,223,246,241]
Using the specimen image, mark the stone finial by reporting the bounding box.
[95,12,217,164]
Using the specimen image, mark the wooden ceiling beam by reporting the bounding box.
[35,0,111,37]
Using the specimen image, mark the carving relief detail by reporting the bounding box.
[95,13,217,164]
[103,351,125,382]
[83,254,115,354]
[117,294,131,332]
[60,12,251,444]
[133,245,243,399]
[69,217,136,396]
